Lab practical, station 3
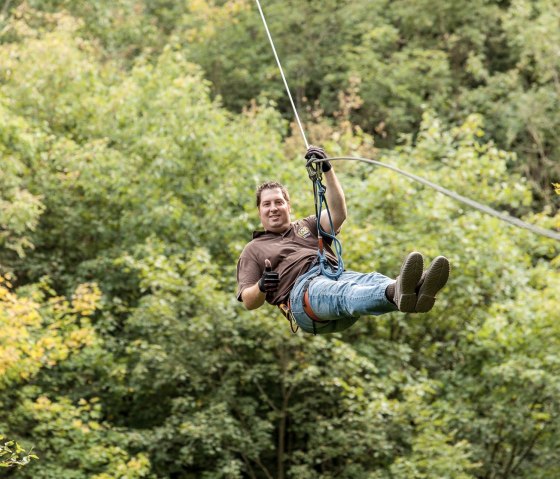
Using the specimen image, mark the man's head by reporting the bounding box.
[256,181,291,233]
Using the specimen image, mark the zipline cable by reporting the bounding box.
[255,0,309,149]
[255,0,560,243]
[312,157,560,242]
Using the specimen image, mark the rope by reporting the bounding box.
[254,0,309,148]
[313,177,345,279]
[310,157,560,242]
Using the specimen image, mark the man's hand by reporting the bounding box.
[305,145,331,172]
[258,259,280,293]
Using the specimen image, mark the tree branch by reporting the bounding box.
[502,442,518,479]
[240,453,258,479]
[510,428,544,476]
[254,379,278,412]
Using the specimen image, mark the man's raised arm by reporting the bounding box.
[305,146,347,233]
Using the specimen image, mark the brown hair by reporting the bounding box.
[256,181,290,207]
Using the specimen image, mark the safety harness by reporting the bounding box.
[306,154,344,280]
[278,268,326,334]
[277,153,345,334]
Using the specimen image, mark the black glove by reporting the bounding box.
[258,259,280,293]
[305,145,331,172]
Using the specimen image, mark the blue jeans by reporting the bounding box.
[289,265,397,334]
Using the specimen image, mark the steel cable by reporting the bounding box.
[312,157,560,241]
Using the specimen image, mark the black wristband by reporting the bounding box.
[258,278,266,293]
[321,160,332,173]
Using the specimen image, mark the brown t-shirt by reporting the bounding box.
[236,216,338,306]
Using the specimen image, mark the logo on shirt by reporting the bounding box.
[297,226,311,238]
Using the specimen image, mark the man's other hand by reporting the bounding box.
[258,259,280,293]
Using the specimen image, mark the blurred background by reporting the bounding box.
[1,1,559,477]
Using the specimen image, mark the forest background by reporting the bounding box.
[1,1,560,478]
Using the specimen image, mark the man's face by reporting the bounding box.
[258,188,291,233]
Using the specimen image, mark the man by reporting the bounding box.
[236,146,450,334]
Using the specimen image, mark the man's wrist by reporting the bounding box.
[258,279,266,293]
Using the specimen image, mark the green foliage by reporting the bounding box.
[0,435,37,468]
[0,272,151,478]
[13,395,151,479]
[0,101,45,259]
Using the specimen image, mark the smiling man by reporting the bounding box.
[236,146,450,334]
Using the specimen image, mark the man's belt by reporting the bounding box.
[278,277,326,334]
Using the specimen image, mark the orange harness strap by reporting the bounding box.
[303,289,322,322]
[278,276,327,334]
[278,290,325,334]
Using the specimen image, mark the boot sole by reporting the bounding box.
[415,256,450,313]
[396,252,424,313]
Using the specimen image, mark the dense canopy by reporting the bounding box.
[1,1,559,478]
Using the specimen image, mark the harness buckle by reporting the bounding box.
[278,302,299,333]
[306,155,322,182]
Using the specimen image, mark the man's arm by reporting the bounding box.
[241,283,267,310]
[321,166,347,233]
[305,146,347,234]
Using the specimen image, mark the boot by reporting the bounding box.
[393,252,424,312]
[415,256,450,312]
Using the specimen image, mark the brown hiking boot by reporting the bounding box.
[394,252,424,313]
[415,256,450,312]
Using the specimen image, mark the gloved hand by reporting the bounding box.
[305,145,331,172]
[258,259,280,293]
